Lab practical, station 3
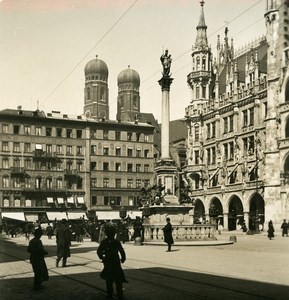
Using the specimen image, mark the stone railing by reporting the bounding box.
[143,224,217,242]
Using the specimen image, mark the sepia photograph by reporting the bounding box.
[0,0,288,299]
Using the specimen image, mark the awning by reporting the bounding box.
[228,164,239,178]
[67,197,74,204]
[46,212,67,221]
[57,197,64,204]
[2,212,26,221]
[209,167,220,181]
[77,196,84,204]
[249,161,260,174]
[47,197,54,203]
[127,211,142,219]
[67,212,87,220]
[95,211,121,220]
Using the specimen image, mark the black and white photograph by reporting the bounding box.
[0,0,289,299]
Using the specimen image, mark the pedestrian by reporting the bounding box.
[97,224,127,299]
[281,219,288,237]
[267,220,275,240]
[55,219,71,267]
[46,223,53,239]
[162,217,174,252]
[218,221,223,235]
[98,221,107,244]
[27,228,49,290]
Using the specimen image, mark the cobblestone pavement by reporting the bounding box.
[1,231,289,300]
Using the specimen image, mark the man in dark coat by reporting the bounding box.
[267,220,275,240]
[55,219,71,267]
[27,228,49,290]
[162,217,174,252]
[281,219,288,237]
[97,224,127,299]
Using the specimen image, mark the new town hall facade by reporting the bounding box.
[183,0,289,230]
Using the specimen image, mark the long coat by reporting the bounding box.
[162,222,174,245]
[97,238,127,283]
[267,222,275,239]
[27,237,49,282]
[56,224,71,258]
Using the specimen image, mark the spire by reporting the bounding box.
[195,1,208,50]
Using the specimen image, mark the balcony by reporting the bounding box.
[33,151,59,161]
[64,169,78,178]
[10,167,26,177]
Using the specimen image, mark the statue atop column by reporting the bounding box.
[160,49,172,77]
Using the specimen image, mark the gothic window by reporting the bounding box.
[100,87,105,100]
[202,86,206,98]
[196,57,200,71]
[202,57,206,70]
[120,96,124,108]
[133,96,137,108]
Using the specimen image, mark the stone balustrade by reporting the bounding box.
[143,224,217,242]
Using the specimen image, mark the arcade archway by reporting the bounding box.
[210,197,223,225]
[249,193,265,231]
[193,199,205,223]
[228,195,244,231]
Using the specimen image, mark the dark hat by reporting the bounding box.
[34,227,42,237]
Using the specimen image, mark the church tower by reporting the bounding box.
[116,66,140,122]
[83,56,109,120]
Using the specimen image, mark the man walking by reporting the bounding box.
[281,219,288,237]
[162,217,174,252]
[55,219,71,267]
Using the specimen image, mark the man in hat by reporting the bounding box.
[55,219,71,267]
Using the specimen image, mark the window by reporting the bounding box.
[207,148,211,165]
[77,161,82,172]
[103,147,109,156]
[13,178,21,188]
[76,130,82,138]
[67,161,73,170]
[24,159,32,170]
[2,124,8,133]
[195,150,199,164]
[67,145,73,155]
[127,132,132,141]
[2,142,9,151]
[103,130,109,139]
[243,110,248,127]
[133,96,137,108]
[2,175,9,188]
[91,145,96,154]
[76,146,82,155]
[103,178,109,187]
[127,179,133,188]
[229,115,234,132]
[67,129,73,138]
[13,142,20,152]
[91,178,97,187]
[46,127,52,136]
[136,179,142,188]
[136,133,141,142]
[127,163,133,172]
[90,162,96,171]
[24,126,31,135]
[87,87,91,100]
[144,134,149,142]
[115,179,122,188]
[2,158,9,169]
[136,164,141,172]
[115,163,121,172]
[144,179,150,187]
[127,148,133,157]
[212,147,216,164]
[24,143,31,153]
[56,128,62,137]
[136,149,141,157]
[196,86,200,99]
[13,158,20,168]
[224,117,228,133]
[92,196,97,206]
[103,162,109,171]
[207,124,211,139]
[249,108,254,126]
[144,164,149,172]
[229,142,234,160]
[35,177,41,189]
[77,177,83,189]
[224,144,228,160]
[56,178,63,189]
[25,177,32,188]
[56,145,62,154]
[13,125,20,134]
[46,144,52,154]
[202,86,206,98]
[115,131,121,140]
[35,127,42,135]
[116,147,121,156]
[46,178,53,189]
[212,122,216,138]
[56,162,62,171]
[195,126,200,141]
[144,149,149,158]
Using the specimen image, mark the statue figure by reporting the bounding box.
[160,49,172,77]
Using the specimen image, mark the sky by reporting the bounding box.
[0,0,266,122]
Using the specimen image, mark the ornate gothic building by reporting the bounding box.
[183,0,289,230]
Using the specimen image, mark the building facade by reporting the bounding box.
[183,0,289,230]
[0,58,156,223]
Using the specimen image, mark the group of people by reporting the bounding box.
[26,217,174,298]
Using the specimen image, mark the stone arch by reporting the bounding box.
[283,153,289,184]
[248,192,265,231]
[193,198,205,224]
[208,197,223,225]
[227,195,244,231]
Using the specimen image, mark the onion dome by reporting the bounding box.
[117,66,140,86]
[84,55,108,77]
